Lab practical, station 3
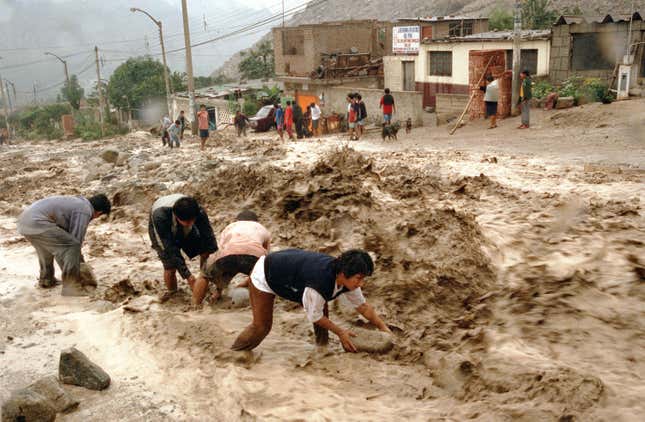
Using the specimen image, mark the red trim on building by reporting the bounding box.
[415,82,469,107]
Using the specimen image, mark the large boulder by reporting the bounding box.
[1,388,57,422]
[100,149,120,164]
[59,347,111,390]
[555,96,575,109]
[349,327,394,354]
[29,375,79,413]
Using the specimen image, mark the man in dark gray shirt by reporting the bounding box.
[17,194,111,296]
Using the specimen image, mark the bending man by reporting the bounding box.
[17,194,111,296]
[231,249,390,352]
[201,209,271,300]
[149,194,217,305]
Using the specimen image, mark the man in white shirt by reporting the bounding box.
[310,102,321,136]
[231,249,391,352]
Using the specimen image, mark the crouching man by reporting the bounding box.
[149,194,217,305]
[17,194,111,296]
[201,209,271,301]
[231,249,390,352]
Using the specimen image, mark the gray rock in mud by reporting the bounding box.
[115,152,130,167]
[1,388,57,422]
[228,288,250,308]
[29,375,80,413]
[350,328,394,354]
[100,149,120,164]
[59,347,111,390]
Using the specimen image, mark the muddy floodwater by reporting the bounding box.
[1,100,644,421]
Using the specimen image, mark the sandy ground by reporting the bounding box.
[1,98,644,421]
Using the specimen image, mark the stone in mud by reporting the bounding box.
[349,328,394,354]
[115,152,130,167]
[1,388,57,422]
[29,375,80,413]
[79,263,97,287]
[59,347,111,390]
[100,149,120,164]
[229,287,250,308]
[556,96,575,109]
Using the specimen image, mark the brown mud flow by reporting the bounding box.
[1,107,644,420]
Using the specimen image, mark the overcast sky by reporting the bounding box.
[0,0,307,105]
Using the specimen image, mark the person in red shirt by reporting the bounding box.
[379,88,396,126]
[284,101,295,140]
[197,104,210,151]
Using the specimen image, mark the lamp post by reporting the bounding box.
[130,7,173,117]
[44,52,70,84]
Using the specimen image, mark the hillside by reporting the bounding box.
[211,0,644,79]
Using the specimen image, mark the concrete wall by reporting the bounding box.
[320,86,424,126]
[435,94,468,113]
[383,56,417,91]
[549,21,645,84]
[171,96,234,126]
[273,21,393,77]
[417,39,551,86]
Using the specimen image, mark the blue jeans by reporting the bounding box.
[169,135,180,148]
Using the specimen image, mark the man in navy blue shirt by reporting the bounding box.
[231,249,390,352]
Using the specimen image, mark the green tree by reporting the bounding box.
[239,40,275,80]
[107,56,185,110]
[522,0,559,29]
[60,74,84,110]
[489,7,514,30]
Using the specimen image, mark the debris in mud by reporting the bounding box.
[123,295,160,313]
[103,278,140,303]
[79,263,97,287]
[350,327,394,354]
[59,347,111,391]
[1,388,57,422]
[100,148,120,164]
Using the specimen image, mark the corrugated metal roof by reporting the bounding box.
[555,12,642,25]
[422,29,550,43]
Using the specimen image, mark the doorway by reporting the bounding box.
[402,61,415,91]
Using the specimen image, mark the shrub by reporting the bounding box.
[74,111,128,140]
[532,80,555,99]
[557,76,612,104]
[242,95,259,116]
[11,103,72,140]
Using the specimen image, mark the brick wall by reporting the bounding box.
[468,49,507,119]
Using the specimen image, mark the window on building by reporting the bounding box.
[505,49,539,75]
[449,22,461,37]
[571,33,614,70]
[463,22,473,36]
[429,51,452,76]
[448,21,473,37]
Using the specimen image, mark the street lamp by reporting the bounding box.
[130,7,173,117]
[44,52,70,84]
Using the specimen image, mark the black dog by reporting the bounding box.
[381,121,401,141]
[406,118,412,134]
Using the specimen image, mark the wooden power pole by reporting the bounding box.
[95,46,105,135]
[0,73,11,140]
[511,0,522,115]
[181,0,198,135]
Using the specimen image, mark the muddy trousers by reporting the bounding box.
[521,99,530,126]
[231,281,275,351]
[23,228,81,288]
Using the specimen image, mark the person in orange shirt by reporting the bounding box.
[197,104,210,151]
[284,101,295,140]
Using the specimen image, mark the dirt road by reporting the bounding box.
[1,99,644,421]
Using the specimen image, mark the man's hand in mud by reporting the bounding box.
[338,330,357,353]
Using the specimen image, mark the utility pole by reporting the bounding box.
[33,81,38,104]
[282,0,285,27]
[181,0,198,135]
[130,7,173,117]
[94,46,105,135]
[0,73,11,140]
[5,80,13,112]
[44,52,70,84]
[511,0,522,116]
